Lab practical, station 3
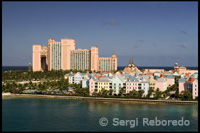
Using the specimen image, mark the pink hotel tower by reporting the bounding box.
[32,38,117,72]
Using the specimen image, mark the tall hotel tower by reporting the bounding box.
[32,38,117,72]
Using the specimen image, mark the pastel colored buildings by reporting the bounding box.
[33,38,117,72]
[173,63,198,75]
[186,77,198,99]
[140,79,149,96]
[126,76,139,93]
[112,75,124,95]
[155,77,167,92]
[65,68,198,99]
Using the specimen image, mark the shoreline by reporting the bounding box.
[2,93,198,105]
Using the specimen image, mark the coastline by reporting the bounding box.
[2,93,198,105]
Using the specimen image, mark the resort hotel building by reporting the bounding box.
[32,38,117,72]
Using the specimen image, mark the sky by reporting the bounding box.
[2,2,198,67]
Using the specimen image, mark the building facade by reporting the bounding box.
[32,38,117,72]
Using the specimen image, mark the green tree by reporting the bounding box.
[138,89,145,98]
[119,87,126,96]
[155,88,162,99]
[147,87,154,98]
[109,89,113,96]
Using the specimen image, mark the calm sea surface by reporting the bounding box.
[2,97,198,132]
[2,66,198,72]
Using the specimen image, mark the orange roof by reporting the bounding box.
[93,75,100,78]
[146,73,154,75]
[160,74,165,78]
[187,77,194,83]
[185,73,191,77]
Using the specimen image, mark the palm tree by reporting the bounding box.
[109,89,113,96]
[155,88,162,99]
[138,90,145,98]
[147,87,154,98]
[119,87,126,96]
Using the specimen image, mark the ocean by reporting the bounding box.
[2,66,198,72]
[2,97,198,132]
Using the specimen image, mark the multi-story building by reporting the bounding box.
[155,77,167,92]
[185,77,198,99]
[125,76,139,93]
[112,75,124,95]
[32,38,117,72]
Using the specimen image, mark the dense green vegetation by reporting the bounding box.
[2,69,92,82]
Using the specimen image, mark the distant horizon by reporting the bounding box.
[2,65,198,67]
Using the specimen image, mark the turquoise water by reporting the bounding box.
[2,97,198,132]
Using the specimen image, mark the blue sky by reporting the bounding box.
[2,2,198,67]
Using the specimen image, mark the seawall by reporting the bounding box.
[2,94,198,105]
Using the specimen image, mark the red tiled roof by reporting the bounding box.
[146,73,154,75]
[93,75,100,78]
[160,74,165,78]
[185,73,191,77]
[187,77,194,83]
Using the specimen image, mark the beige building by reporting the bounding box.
[123,58,142,74]
[32,38,117,72]
[99,53,117,73]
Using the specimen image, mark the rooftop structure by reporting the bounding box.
[123,58,142,74]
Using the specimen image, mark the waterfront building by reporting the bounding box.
[165,75,175,87]
[147,76,156,90]
[89,76,97,95]
[140,79,149,96]
[125,76,139,93]
[96,77,112,93]
[74,72,88,84]
[67,67,197,98]
[155,77,167,92]
[112,75,124,95]
[178,76,198,99]
[32,38,117,72]
[178,78,187,93]
[82,79,89,88]
[68,73,75,84]
[185,77,198,99]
